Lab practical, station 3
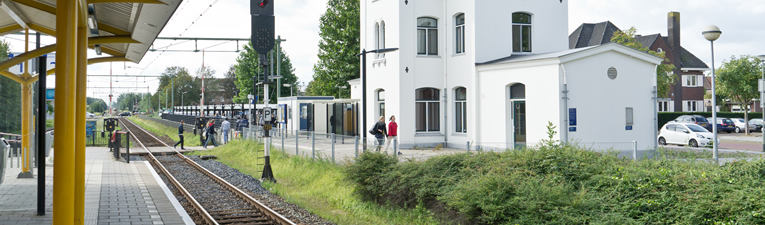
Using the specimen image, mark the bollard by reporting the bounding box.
[281,128,285,153]
[311,131,315,160]
[331,133,335,163]
[467,141,470,152]
[295,129,299,156]
[632,140,637,160]
[394,138,398,158]
[355,136,359,158]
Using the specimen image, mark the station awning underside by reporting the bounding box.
[0,0,181,84]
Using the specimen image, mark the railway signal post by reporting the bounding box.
[252,0,276,182]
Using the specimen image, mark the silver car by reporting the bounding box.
[730,118,756,133]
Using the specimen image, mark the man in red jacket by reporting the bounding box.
[385,115,400,155]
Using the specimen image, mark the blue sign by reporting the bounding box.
[46,89,54,100]
[569,108,577,126]
[626,125,633,130]
[569,127,576,132]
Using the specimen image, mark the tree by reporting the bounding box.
[233,42,299,104]
[310,0,360,98]
[0,40,19,133]
[611,27,676,98]
[89,100,107,113]
[716,55,764,135]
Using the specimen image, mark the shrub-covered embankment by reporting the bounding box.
[348,144,765,224]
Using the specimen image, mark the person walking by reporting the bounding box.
[384,115,399,155]
[372,116,387,152]
[221,118,231,144]
[174,120,186,150]
[204,119,218,148]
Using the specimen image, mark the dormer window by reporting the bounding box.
[512,13,532,53]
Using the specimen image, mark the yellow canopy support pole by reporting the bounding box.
[53,0,77,224]
[20,28,30,174]
[74,25,87,225]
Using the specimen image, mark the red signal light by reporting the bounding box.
[259,0,269,8]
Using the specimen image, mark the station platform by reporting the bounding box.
[0,147,193,225]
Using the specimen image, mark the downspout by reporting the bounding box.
[443,0,448,147]
[560,64,568,144]
[653,65,659,150]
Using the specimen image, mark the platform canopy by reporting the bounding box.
[0,0,181,84]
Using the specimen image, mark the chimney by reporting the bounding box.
[667,12,680,50]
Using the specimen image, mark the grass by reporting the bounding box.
[127,116,202,146]
[188,140,440,225]
[46,119,53,129]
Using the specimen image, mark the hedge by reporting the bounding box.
[658,112,763,130]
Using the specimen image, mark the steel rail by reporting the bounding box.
[119,118,295,225]
[117,118,219,225]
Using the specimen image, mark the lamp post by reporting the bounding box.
[181,91,187,110]
[336,85,347,99]
[357,48,398,150]
[283,83,292,97]
[702,25,722,163]
[757,55,765,151]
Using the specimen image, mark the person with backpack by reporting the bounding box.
[371,116,387,152]
[204,119,218,148]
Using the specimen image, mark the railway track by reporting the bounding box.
[118,117,295,225]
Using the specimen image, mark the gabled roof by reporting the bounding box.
[568,21,620,49]
[635,34,660,50]
[477,42,662,67]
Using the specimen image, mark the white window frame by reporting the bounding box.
[512,12,532,53]
[377,89,385,118]
[455,13,465,54]
[416,88,440,132]
[417,17,438,56]
[379,20,386,58]
[455,87,467,133]
[682,75,703,87]
[374,22,379,59]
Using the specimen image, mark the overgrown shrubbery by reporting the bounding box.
[348,141,765,224]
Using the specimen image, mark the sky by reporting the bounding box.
[3,0,764,104]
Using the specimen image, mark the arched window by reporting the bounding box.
[455,13,465,54]
[374,22,380,58]
[417,17,438,55]
[512,13,532,53]
[377,89,385,118]
[455,87,467,133]
[416,88,440,132]
[379,21,386,58]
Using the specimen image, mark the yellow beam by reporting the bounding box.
[9,0,54,15]
[87,56,130,64]
[74,25,87,225]
[89,0,166,4]
[28,23,55,36]
[98,45,126,57]
[0,44,55,74]
[0,70,24,84]
[53,0,77,224]
[0,23,22,35]
[97,22,129,36]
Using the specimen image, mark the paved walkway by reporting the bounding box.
[0,147,192,225]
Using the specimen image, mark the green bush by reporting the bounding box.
[349,144,765,224]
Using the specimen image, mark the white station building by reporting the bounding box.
[351,0,663,150]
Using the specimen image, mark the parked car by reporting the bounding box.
[672,115,711,131]
[749,118,764,132]
[119,112,131,117]
[707,117,735,133]
[85,112,95,118]
[658,122,718,147]
[729,118,755,133]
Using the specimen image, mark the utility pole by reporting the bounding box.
[252,0,275,182]
[276,36,286,100]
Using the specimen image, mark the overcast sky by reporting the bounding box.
[3,0,763,104]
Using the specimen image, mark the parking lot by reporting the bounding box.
[662,130,765,152]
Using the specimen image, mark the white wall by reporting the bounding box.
[477,60,562,144]
[563,51,657,150]
[475,0,569,63]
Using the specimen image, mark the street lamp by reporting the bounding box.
[283,83,292,97]
[357,48,399,150]
[336,85,347,99]
[757,55,765,151]
[181,91,187,111]
[702,25,722,163]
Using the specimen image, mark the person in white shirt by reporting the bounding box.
[221,119,231,144]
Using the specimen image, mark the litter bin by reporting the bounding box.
[0,138,10,185]
[44,131,53,157]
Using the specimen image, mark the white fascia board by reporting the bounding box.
[682,68,710,71]
[559,42,663,65]
[476,57,561,72]
[126,0,181,63]
[347,78,361,85]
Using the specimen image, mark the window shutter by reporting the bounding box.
[697,76,703,87]
[681,76,687,87]
[669,101,675,112]
[698,101,705,112]
[682,101,688,112]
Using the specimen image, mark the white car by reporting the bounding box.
[730,118,756,133]
[86,112,95,118]
[658,123,718,147]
